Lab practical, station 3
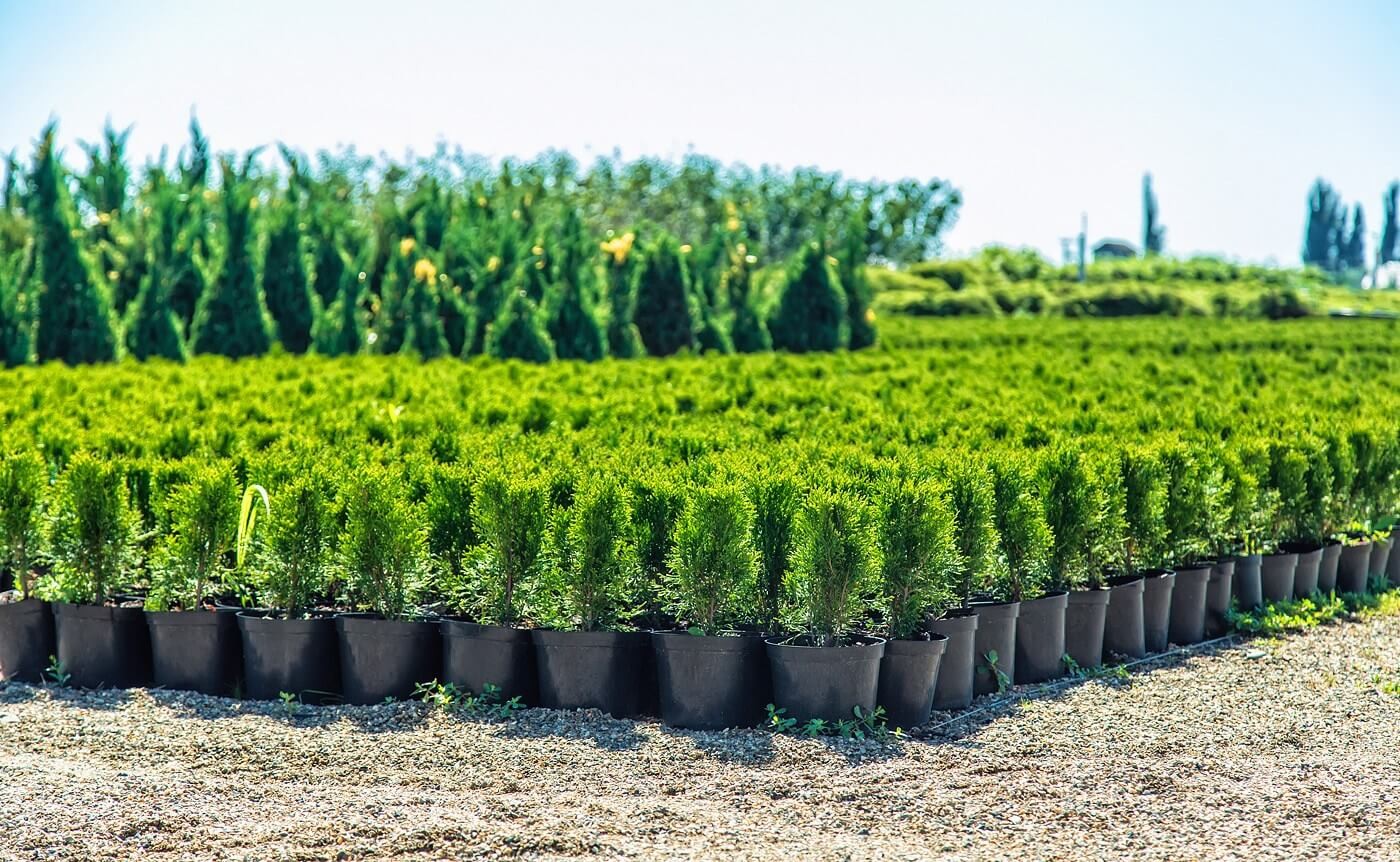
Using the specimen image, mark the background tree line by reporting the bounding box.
[1302,178,1400,278]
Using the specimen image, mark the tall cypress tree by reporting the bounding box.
[466,225,519,356]
[545,209,605,361]
[722,242,771,353]
[191,157,272,358]
[1142,173,1165,255]
[770,241,847,353]
[170,119,211,337]
[313,243,365,357]
[835,215,877,350]
[633,233,697,356]
[601,231,643,358]
[1302,179,1344,273]
[1381,183,1400,267]
[486,284,556,363]
[402,256,449,359]
[1340,204,1366,272]
[261,191,315,353]
[0,246,35,367]
[125,174,187,361]
[30,124,119,364]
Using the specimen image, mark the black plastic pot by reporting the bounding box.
[875,634,947,730]
[1063,588,1109,669]
[1014,591,1067,684]
[1141,570,1176,653]
[0,599,55,683]
[1103,575,1145,660]
[146,609,240,696]
[1282,542,1322,598]
[970,601,1019,696]
[652,631,771,730]
[1388,534,1400,587]
[1371,536,1393,583]
[52,602,152,689]
[441,620,536,704]
[336,615,441,705]
[1337,539,1373,594]
[1204,559,1235,638]
[765,635,886,724]
[1233,554,1263,609]
[1259,552,1297,603]
[237,613,340,704]
[532,629,652,719]
[1318,542,1342,594]
[1167,565,1211,646]
[926,610,978,711]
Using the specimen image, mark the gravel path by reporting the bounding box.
[3,613,1400,862]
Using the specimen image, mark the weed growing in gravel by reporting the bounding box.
[278,691,298,717]
[981,649,1012,693]
[43,656,70,687]
[413,680,523,720]
[764,703,901,741]
[1062,654,1130,681]
[1369,674,1400,697]
[1228,595,1347,634]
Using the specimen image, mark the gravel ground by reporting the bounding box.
[3,613,1400,862]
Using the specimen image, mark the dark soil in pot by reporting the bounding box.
[1259,552,1297,603]
[652,631,771,730]
[1103,575,1145,660]
[925,610,978,710]
[441,620,536,704]
[1337,539,1373,594]
[52,602,152,689]
[1014,591,1068,684]
[336,615,441,705]
[765,635,886,724]
[0,598,55,683]
[1282,542,1323,598]
[146,609,240,696]
[1141,570,1176,654]
[1318,542,1342,594]
[1168,565,1211,646]
[970,600,1019,696]
[1233,554,1263,609]
[532,629,652,719]
[1063,588,1109,669]
[876,634,947,730]
[237,613,340,705]
[1371,536,1393,583]
[1204,559,1235,638]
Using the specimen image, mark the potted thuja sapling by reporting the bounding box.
[1200,448,1258,637]
[0,450,55,682]
[439,469,547,704]
[1258,443,1306,602]
[1225,440,1273,610]
[1339,426,1395,592]
[1316,431,1357,594]
[1161,444,1215,646]
[532,477,652,718]
[927,457,995,709]
[40,454,150,688]
[238,474,341,704]
[989,458,1057,686]
[872,475,957,729]
[143,466,242,696]
[1278,438,1334,598]
[334,465,439,704]
[652,484,771,730]
[1104,448,1168,657]
[765,488,885,724]
[1040,447,1115,670]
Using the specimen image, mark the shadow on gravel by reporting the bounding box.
[492,708,647,750]
[0,680,134,712]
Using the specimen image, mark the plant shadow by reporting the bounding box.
[489,706,647,751]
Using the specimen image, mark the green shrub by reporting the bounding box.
[338,466,428,619]
[465,471,547,626]
[0,449,46,598]
[425,465,476,584]
[1039,446,1096,590]
[770,242,847,352]
[191,158,273,358]
[545,209,605,362]
[539,478,636,632]
[748,470,798,632]
[665,484,759,633]
[261,473,334,618]
[42,454,138,604]
[261,195,315,354]
[787,488,878,645]
[486,287,556,363]
[835,218,877,350]
[875,476,957,639]
[990,458,1051,602]
[1120,447,1167,573]
[944,457,998,606]
[633,234,697,357]
[722,243,771,353]
[630,475,683,627]
[146,465,238,611]
[1161,443,1211,565]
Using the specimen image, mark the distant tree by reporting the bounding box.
[262,193,316,354]
[169,119,212,337]
[545,209,605,361]
[313,244,365,357]
[0,246,35,367]
[1143,173,1165,255]
[633,233,697,357]
[770,241,847,353]
[1380,183,1399,266]
[1302,179,1344,273]
[1340,204,1366,272]
[721,242,771,353]
[601,231,643,358]
[29,124,119,364]
[191,157,273,358]
[486,285,556,363]
[835,214,877,350]
[125,174,187,362]
[402,256,449,359]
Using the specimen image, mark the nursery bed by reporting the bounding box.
[2,610,1399,861]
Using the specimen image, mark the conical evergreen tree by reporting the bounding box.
[722,242,771,353]
[313,245,365,357]
[29,124,119,364]
[402,255,449,359]
[770,241,847,353]
[191,157,272,358]
[545,209,605,361]
[486,284,556,363]
[125,174,187,361]
[76,124,137,314]
[0,246,35,367]
[170,119,211,337]
[601,231,643,358]
[632,233,697,356]
[465,225,519,355]
[261,192,316,353]
[374,236,417,354]
[835,216,876,350]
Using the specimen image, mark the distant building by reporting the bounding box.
[1092,239,1138,261]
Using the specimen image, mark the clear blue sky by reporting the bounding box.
[2,0,1397,264]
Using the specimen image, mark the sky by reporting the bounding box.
[1,0,1397,265]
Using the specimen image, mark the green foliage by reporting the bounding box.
[944,457,998,606]
[749,471,798,632]
[990,458,1051,602]
[630,475,683,626]
[261,474,333,618]
[665,484,758,633]
[125,174,187,361]
[633,234,697,357]
[545,209,605,361]
[836,216,877,350]
[192,157,273,358]
[424,465,475,583]
[771,242,847,353]
[465,471,547,626]
[1161,443,1210,565]
[1039,447,1096,590]
[42,454,138,604]
[1120,447,1167,573]
[0,449,46,598]
[787,488,878,645]
[338,466,428,619]
[722,242,771,353]
[486,288,556,363]
[538,478,636,632]
[261,195,316,354]
[875,476,958,639]
[0,245,36,367]
[146,465,238,611]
